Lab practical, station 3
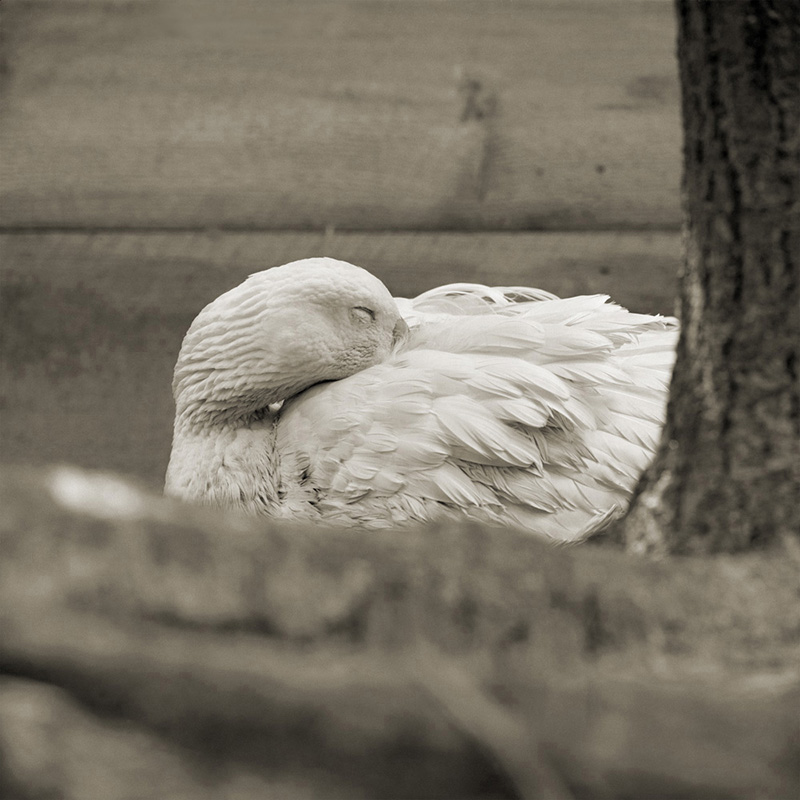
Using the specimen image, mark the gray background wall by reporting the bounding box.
[0,0,682,487]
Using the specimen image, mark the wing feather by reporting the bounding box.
[276,285,676,540]
[433,395,540,467]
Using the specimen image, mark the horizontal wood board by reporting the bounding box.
[0,0,681,231]
[0,230,680,484]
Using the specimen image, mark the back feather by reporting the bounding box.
[277,283,677,541]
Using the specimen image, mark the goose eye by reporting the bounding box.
[351,306,376,323]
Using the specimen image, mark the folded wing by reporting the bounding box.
[277,283,677,541]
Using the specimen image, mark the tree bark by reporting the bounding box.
[623,0,800,555]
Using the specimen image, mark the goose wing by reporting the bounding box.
[276,284,677,540]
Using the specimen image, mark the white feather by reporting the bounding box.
[166,258,678,541]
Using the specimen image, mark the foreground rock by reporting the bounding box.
[1,466,798,799]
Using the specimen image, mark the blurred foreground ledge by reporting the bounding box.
[1,466,798,800]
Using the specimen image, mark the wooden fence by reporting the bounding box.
[0,0,683,484]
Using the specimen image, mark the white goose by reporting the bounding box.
[165,257,677,541]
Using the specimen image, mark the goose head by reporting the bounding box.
[173,257,407,426]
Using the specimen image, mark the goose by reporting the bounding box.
[165,257,677,541]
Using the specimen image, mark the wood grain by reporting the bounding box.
[0,229,681,312]
[0,0,681,230]
[0,230,680,484]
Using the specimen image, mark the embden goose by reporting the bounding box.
[165,257,677,540]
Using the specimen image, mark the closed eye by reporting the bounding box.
[352,306,376,322]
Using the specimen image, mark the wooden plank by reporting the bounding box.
[0,0,681,230]
[0,230,679,485]
[0,229,680,313]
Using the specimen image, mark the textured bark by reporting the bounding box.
[624,0,800,554]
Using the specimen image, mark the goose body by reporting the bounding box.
[165,257,677,541]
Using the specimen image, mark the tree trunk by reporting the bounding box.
[623,0,800,555]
